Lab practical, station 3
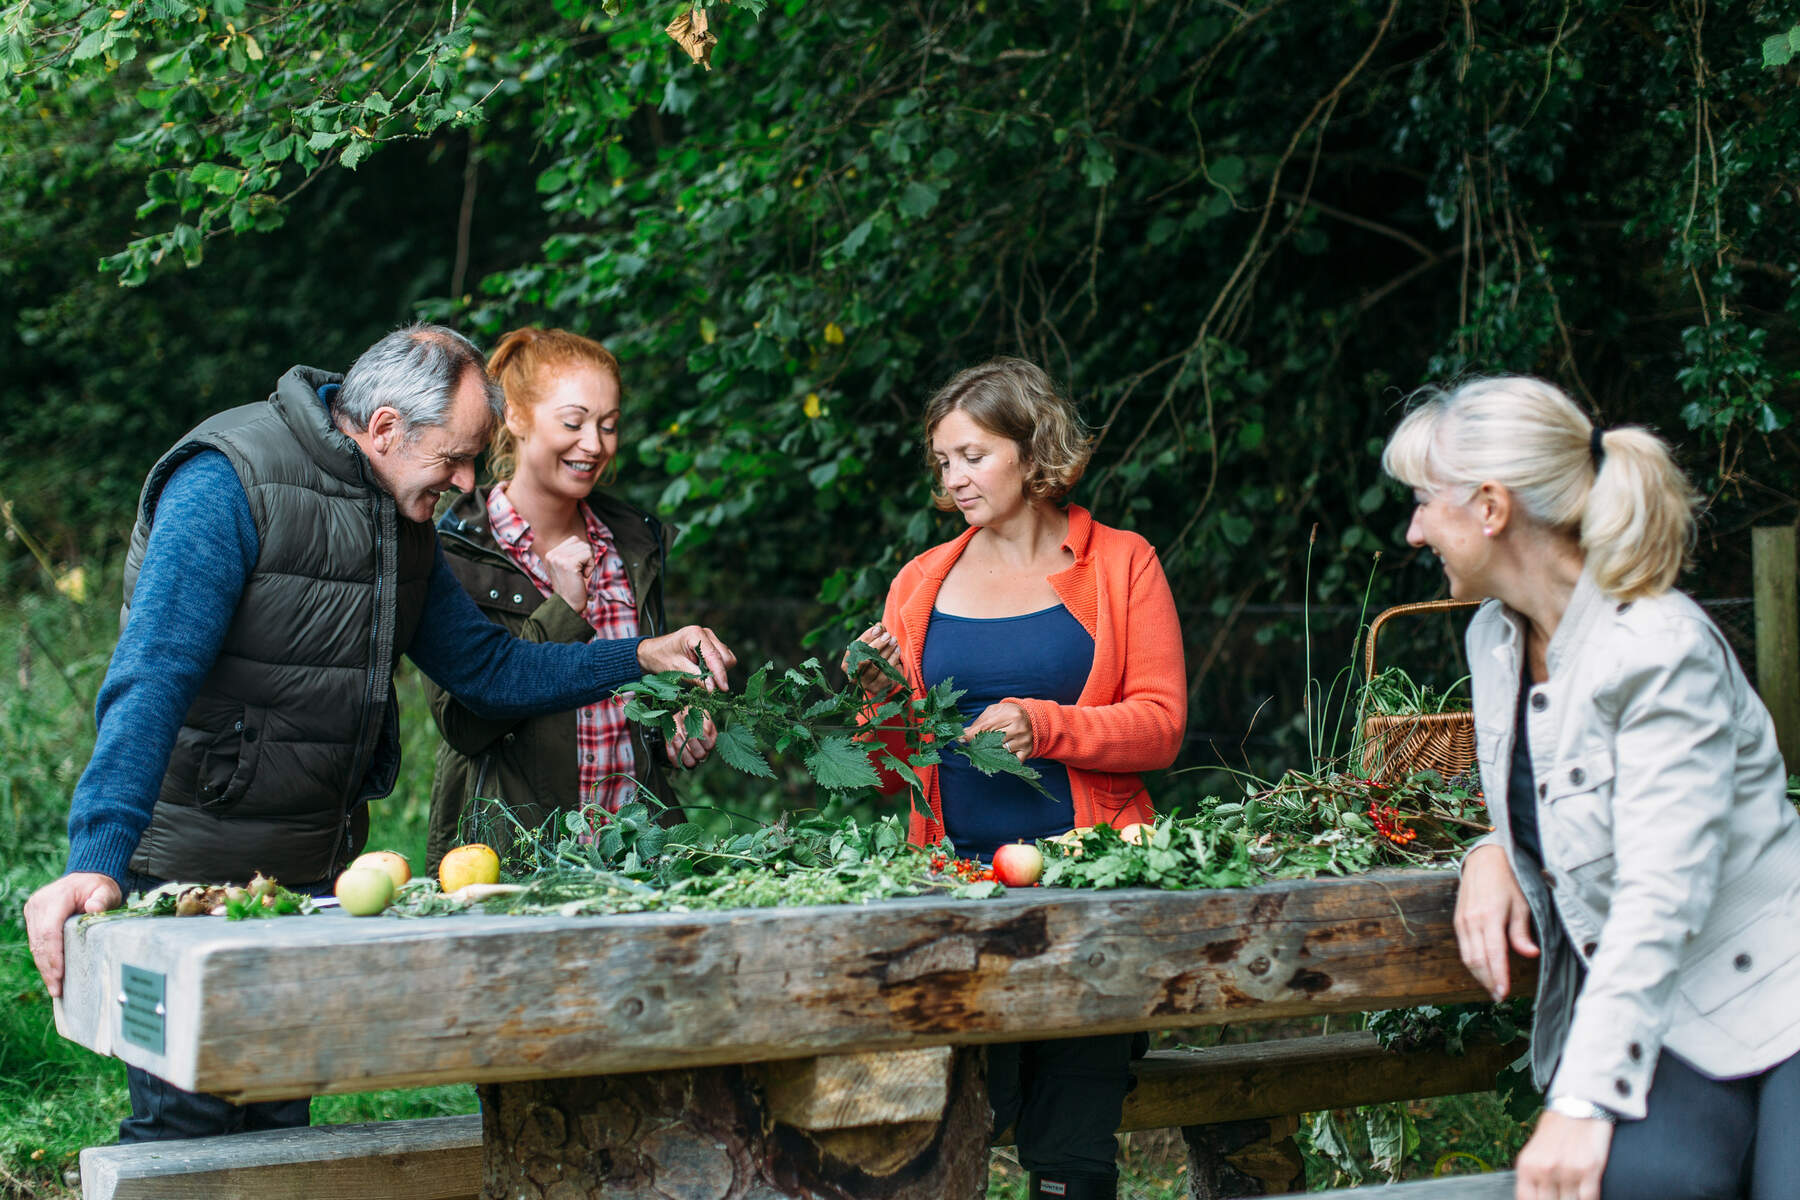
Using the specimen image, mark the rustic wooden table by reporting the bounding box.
[57,870,1489,1199]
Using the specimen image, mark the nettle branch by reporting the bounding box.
[620,643,1043,816]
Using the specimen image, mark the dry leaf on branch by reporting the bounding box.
[665,6,718,70]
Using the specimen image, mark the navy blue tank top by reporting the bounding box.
[921,604,1095,861]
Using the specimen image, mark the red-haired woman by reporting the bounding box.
[426,327,714,870]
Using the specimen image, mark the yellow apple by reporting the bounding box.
[439,843,501,894]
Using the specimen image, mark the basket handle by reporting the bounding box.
[1363,599,1482,681]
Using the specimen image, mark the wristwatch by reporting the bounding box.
[1546,1096,1617,1124]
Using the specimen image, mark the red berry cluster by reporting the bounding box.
[1367,798,1418,846]
[927,851,995,883]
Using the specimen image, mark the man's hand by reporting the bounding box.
[542,535,595,611]
[24,872,123,998]
[965,701,1034,761]
[1514,1111,1612,1200]
[667,708,717,769]
[1455,842,1539,1001]
[842,622,906,698]
[638,625,736,691]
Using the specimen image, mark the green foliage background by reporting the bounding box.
[1,0,1796,1191]
[4,0,1796,752]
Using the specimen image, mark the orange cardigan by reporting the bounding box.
[868,505,1188,847]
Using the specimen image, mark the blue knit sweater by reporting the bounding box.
[66,449,645,884]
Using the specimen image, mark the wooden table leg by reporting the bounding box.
[477,1048,989,1199]
[1180,1115,1307,1198]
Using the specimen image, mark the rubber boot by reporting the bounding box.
[1026,1171,1117,1199]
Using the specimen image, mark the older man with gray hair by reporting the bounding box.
[23,323,732,1143]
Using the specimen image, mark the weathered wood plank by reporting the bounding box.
[1754,525,1800,768]
[55,871,1494,1100]
[78,1114,481,1200]
[1120,1031,1523,1130]
[755,1046,954,1130]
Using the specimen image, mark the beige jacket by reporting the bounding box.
[1465,570,1800,1119]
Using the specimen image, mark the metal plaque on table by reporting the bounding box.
[119,964,166,1055]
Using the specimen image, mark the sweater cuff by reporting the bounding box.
[592,635,648,692]
[1006,697,1057,758]
[66,823,141,890]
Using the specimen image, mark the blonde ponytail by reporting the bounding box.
[1382,376,1698,601]
[1582,426,1698,600]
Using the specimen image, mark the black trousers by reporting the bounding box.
[1602,1047,1800,1200]
[116,869,317,1144]
[120,1069,310,1144]
[988,1032,1142,1181]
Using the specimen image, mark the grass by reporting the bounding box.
[0,560,1532,1198]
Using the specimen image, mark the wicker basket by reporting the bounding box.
[1358,599,1480,785]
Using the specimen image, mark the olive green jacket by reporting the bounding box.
[425,488,672,870]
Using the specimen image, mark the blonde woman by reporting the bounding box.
[1384,376,1800,1200]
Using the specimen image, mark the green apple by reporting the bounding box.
[334,866,395,916]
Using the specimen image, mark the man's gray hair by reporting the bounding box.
[333,323,503,435]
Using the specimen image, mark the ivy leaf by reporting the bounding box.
[714,721,775,778]
[804,735,882,792]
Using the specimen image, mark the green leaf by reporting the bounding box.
[714,722,775,778]
[341,138,373,169]
[804,735,882,792]
[1080,145,1117,188]
[878,751,922,792]
[842,637,904,687]
[1764,31,1794,67]
[956,731,1047,792]
[839,218,873,256]
[896,181,940,220]
[1208,154,1245,192]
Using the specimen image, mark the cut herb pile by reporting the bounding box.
[385,762,1492,918]
[109,780,1500,922]
[1041,766,1489,890]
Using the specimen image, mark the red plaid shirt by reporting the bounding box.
[486,484,639,813]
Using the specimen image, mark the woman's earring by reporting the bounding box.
[1482,527,1494,537]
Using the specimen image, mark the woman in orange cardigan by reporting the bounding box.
[847,356,1186,1200]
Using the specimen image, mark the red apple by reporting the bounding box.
[992,842,1045,887]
